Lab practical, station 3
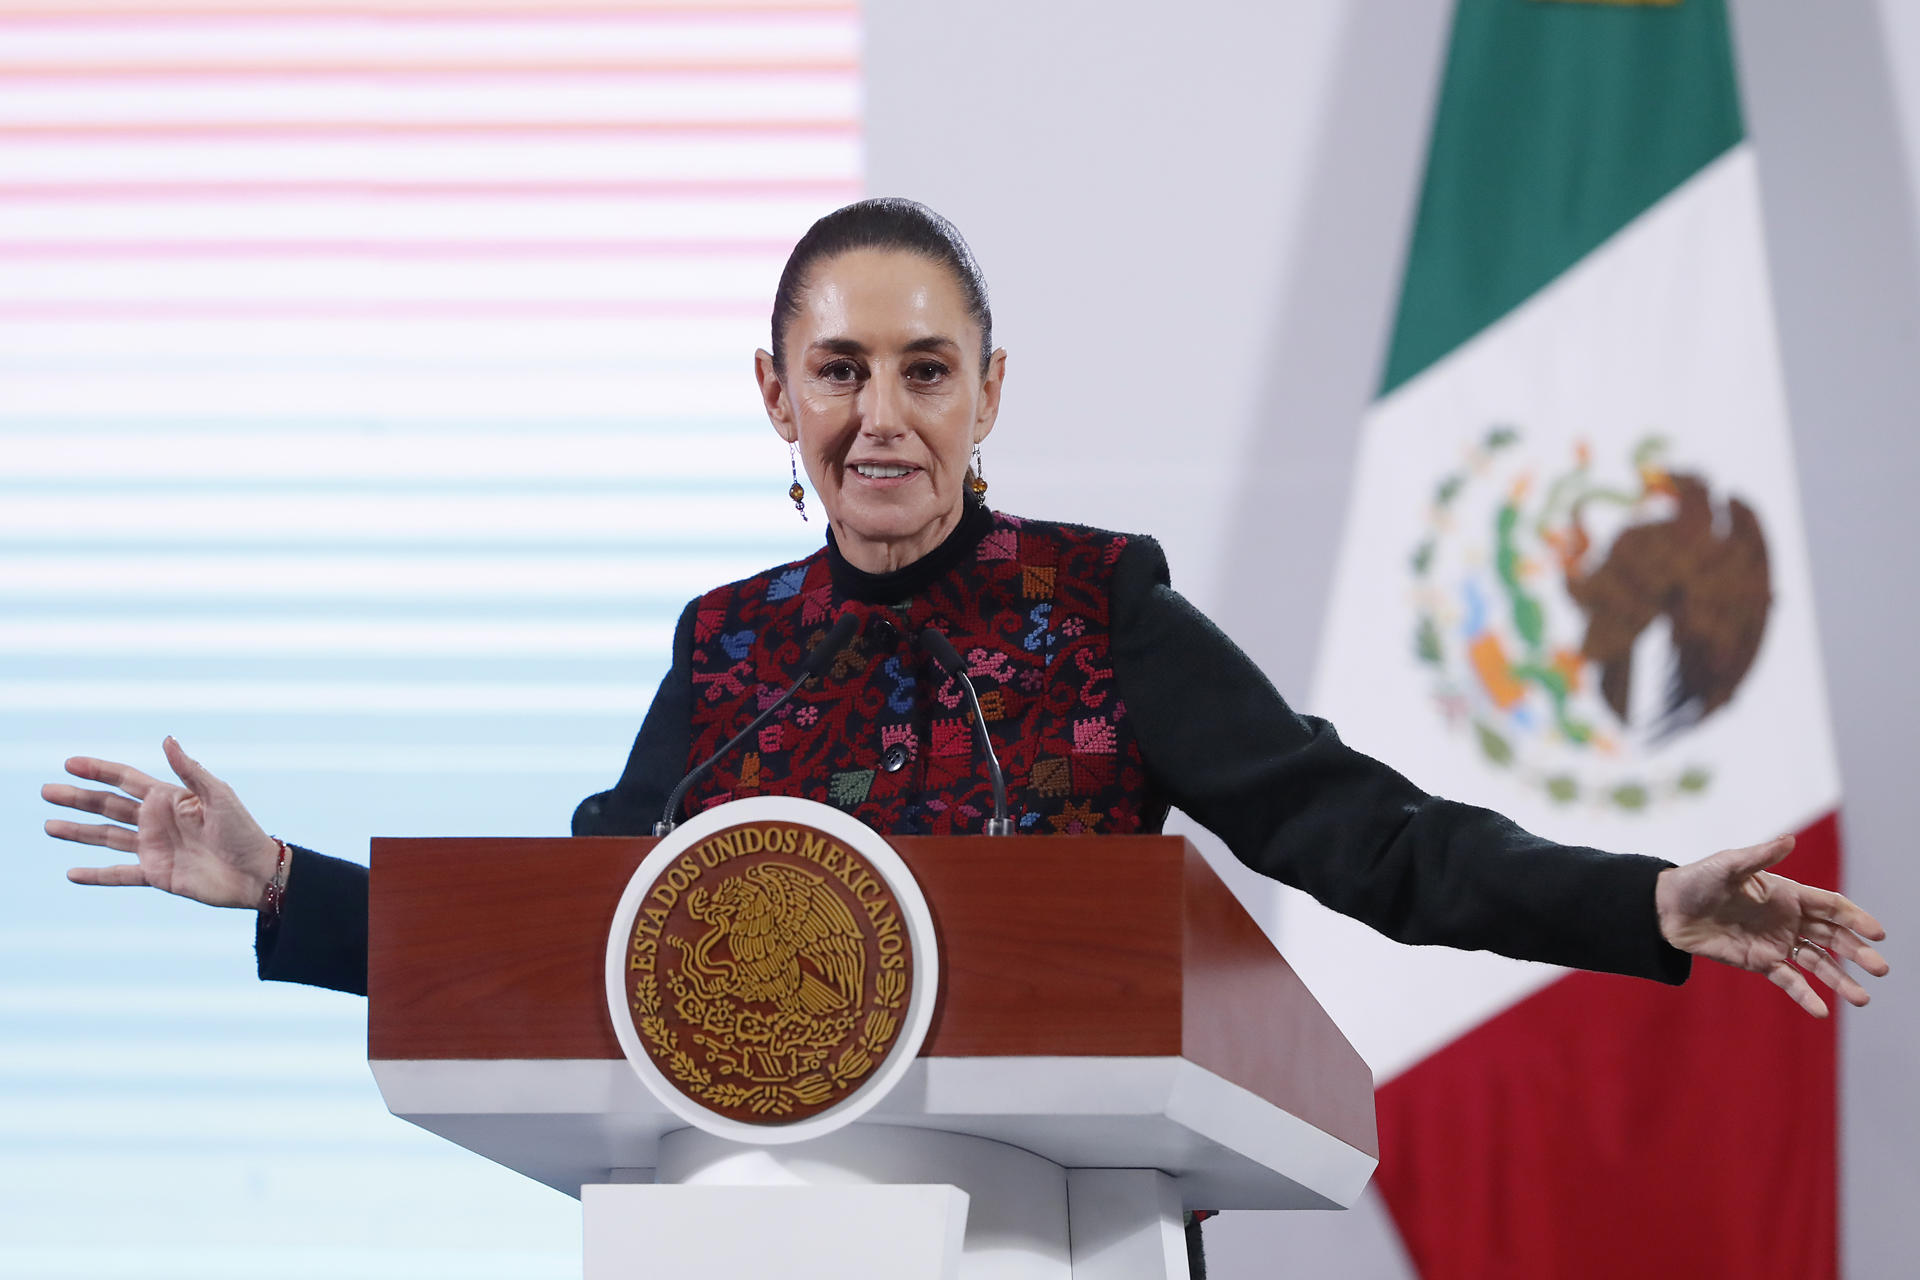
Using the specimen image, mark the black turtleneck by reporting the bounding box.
[825,495,996,605]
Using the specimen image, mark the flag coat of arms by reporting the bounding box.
[1297,0,1842,1273]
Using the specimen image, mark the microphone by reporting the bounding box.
[918,626,1013,836]
[656,610,863,834]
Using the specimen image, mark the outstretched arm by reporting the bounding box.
[1657,834,1889,1017]
[45,737,368,994]
[1109,536,1891,1011]
[1111,537,1688,983]
[46,736,282,909]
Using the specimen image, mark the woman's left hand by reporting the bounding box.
[1656,833,1889,1017]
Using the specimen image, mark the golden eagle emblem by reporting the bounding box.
[1560,469,1771,741]
[677,863,865,1019]
[624,820,914,1123]
[1412,430,1770,812]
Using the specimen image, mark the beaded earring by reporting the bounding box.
[789,442,808,521]
[969,444,989,498]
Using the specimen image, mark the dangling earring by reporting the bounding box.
[788,442,808,521]
[969,443,989,499]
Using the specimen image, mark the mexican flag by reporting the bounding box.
[1300,0,1842,1274]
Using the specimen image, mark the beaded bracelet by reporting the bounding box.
[259,836,291,923]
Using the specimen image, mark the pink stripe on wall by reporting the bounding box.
[0,180,860,198]
[0,5,856,21]
[0,120,855,139]
[0,240,801,257]
[0,300,772,319]
[0,60,859,79]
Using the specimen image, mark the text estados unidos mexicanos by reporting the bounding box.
[627,824,906,976]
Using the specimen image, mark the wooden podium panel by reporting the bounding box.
[369,834,1376,1162]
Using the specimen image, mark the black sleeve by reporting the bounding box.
[571,596,699,836]
[255,845,369,996]
[257,597,700,993]
[1110,536,1690,985]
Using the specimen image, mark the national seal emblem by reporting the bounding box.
[604,796,937,1141]
[1410,428,1772,813]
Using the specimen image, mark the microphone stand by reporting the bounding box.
[918,627,1013,836]
[655,611,863,835]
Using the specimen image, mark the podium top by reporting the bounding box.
[368,834,1377,1207]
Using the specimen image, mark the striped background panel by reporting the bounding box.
[1,2,857,1274]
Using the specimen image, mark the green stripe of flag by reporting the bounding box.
[1380,0,1745,395]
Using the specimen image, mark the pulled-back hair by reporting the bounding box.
[770,197,994,377]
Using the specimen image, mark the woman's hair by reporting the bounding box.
[770,197,993,378]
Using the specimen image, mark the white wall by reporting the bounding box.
[864,0,1920,1273]
[864,2,1445,1274]
[866,0,1342,593]
[1734,2,1920,1273]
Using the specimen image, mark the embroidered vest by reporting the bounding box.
[682,512,1148,836]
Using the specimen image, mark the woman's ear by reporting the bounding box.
[974,347,1007,444]
[755,349,797,443]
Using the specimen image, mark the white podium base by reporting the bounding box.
[580,1123,1191,1280]
[1065,1169,1189,1280]
[583,1183,969,1280]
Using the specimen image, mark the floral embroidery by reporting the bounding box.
[692,661,751,704]
[828,769,874,807]
[767,566,808,601]
[1072,755,1116,794]
[1073,718,1117,754]
[930,674,966,711]
[930,719,971,758]
[1048,800,1101,834]
[966,647,1014,682]
[881,655,917,715]
[1031,756,1071,797]
[800,584,834,625]
[1023,604,1052,654]
[829,646,868,682]
[683,515,1144,835]
[1075,649,1114,708]
[978,528,1018,561]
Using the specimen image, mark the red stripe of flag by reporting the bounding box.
[1375,812,1841,1279]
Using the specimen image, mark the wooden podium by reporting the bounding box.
[368,834,1377,1279]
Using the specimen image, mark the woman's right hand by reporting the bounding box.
[43,736,281,910]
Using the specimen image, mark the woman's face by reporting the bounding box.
[756,248,1004,575]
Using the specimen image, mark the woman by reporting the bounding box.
[44,198,1888,1016]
